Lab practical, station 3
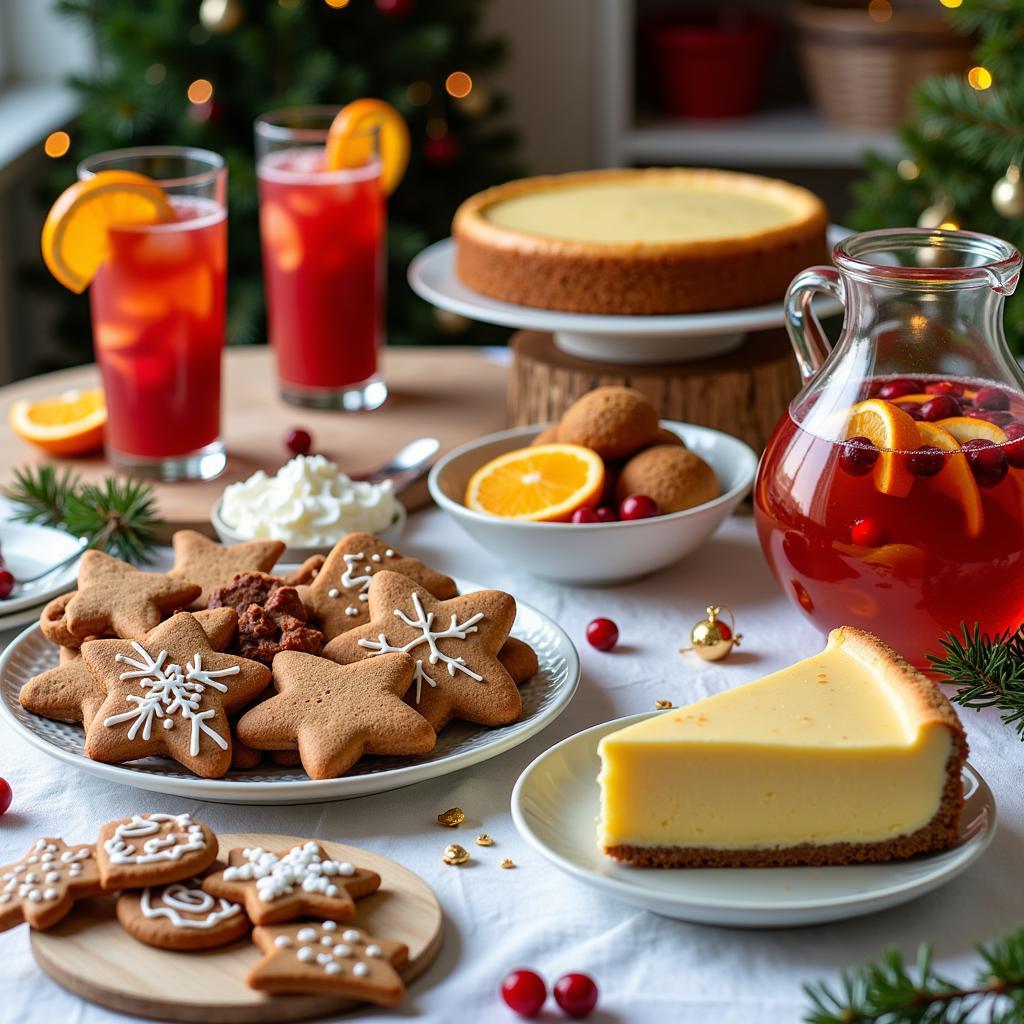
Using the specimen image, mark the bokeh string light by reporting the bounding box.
[445,71,473,99]
[43,131,71,158]
[967,66,993,90]
[187,78,214,104]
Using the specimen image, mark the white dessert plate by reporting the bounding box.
[407,226,849,365]
[0,577,579,805]
[511,713,996,929]
[0,523,84,616]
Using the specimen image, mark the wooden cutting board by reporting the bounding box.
[0,346,510,536]
[30,833,444,1023]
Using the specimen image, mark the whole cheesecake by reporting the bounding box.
[597,627,968,868]
[453,167,828,315]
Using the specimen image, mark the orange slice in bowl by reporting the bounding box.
[465,444,605,522]
[934,416,1007,444]
[9,388,106,456]
[846,399,919,497]
[325,98,410,195]
[41,171,173,293]
[916,421,984,539]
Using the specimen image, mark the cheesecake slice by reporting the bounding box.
[598,628,967,869]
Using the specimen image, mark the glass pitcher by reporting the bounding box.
[754,227,1024,667]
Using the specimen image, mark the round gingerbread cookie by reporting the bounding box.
[116,871,250,951]
[96,812,218,891]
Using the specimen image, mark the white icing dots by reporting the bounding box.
[325,961,343,975]
[104,813,207,865]
[370,553,381,563]
[342,928,361,943]
[338,862,355,877]
[274,935,293,948]
[365,944,383,958]
[316,952,334,966]
[297,947,315,962]
[328,588,340,599]
[353,962,370,978]
[320,934,334,946]
[334,943,352,957]
[345,606,359,617]
[322,920,337,931]
[384,549,394,557]
[297,927,318,942]
[222,842,355,903]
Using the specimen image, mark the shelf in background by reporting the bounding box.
[623,108,902,168]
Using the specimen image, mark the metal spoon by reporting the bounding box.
[2,535,88,600]
[352,436,440,494]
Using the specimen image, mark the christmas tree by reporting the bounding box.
[46,0,522,360]
[851,0,1024,354]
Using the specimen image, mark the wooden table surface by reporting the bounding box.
[0,346,510,535]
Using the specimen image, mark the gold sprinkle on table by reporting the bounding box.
[475,833,494,847]
[500,858,515,869]
[655,700,673,710]
[443,844,470,866]
[437,807,465,828]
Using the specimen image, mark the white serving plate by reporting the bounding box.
[429,422,757,585]
[0,523,84,615]
[511,713,996,929]
[0,578,579,805]
[407,227,848,365]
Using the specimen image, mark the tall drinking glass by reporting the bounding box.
[78,147,228,481]
[255,107,387,410]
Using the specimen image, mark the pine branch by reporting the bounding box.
[5,465,81,528]
[804,928,1024,1024]
[928,624,1024,739]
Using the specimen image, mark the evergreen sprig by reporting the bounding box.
[804,927,1024,1023]
[5,465,164,564]
[928,623,1024,739]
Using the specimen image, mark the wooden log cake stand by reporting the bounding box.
[508,329,801,452]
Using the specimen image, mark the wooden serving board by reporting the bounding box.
[30,833,444,1023]
[0,346,510,535]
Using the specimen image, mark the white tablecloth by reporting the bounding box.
[0,507,1019,1024]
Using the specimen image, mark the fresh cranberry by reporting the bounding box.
[501,969,547,1018]
[917,395,962,422]
[877,379,923,400]
[0,570,14,600]
[973,409,1014,427]
[924,380,961,396]
[619,494,660,521]
[285,427,313,456]
[839,436,879,477]
[963,438,1009,488]
[586,618,619,651]
[1003,423,1024,469]
[974,386,1009,411]
[0,778,10,815]
[901,404,924,421]
[553,973,599,1019]
[851,517,884,547]
[570,507,598,524]
[593,506,618,523]
[908,445,945,478]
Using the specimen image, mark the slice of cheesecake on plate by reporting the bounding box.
[597,627,968,869]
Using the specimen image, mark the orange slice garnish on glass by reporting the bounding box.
[916,421,984,539]
[325,98,410,195]
[9,388,106,456]
[465,444,605,522]
[41,171,173,293]
[846,399,919,497]
[934,416,1007,444]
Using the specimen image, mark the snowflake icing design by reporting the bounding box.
[102,642,240,756]
[357,591,485,703]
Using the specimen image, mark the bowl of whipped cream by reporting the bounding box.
[212,454,406,560]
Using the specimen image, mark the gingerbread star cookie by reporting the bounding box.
[82,613,270,778]
[117,868,249,950]
[97,812,218,890]
[236,651,435,779]
[64,550,202,641]
[323,571,521,731]
[283,555,325,586]
[249,922,407,1005]
[499,637,539,685]
[202,841,380,926]
[304,533,457,640]
[170,530,286,610]
[0,837,101,932]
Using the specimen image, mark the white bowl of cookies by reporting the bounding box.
[428,387,757,585]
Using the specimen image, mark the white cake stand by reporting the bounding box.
[408,227,849,365]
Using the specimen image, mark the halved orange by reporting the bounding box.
[325,98,410,195]
[934,416,1007,445]
[465,444,605,522]
[915,421,984,539]
[9,388,106,456]
[41,171,173,293]
[846,399,919,497]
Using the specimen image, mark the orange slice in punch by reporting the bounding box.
[9,388,106,456]
[846,399,919,498]
[465,444,605,522]
[916,421,984,539]
[41,171,173,293]
[325,98,410,195]
[934,416,1007,445]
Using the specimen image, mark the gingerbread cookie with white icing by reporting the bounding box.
[0,837,101,932]
[303,533,457,640]
[202,841,380,926]
[96,812,218,890]
[248,922,407,1005]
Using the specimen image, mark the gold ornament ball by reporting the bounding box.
[200,0,244,33]
[682,606,742,662]
[992,167,1024,218]
[433,308,472,335]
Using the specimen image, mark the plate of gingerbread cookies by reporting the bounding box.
[0,530,579,804]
